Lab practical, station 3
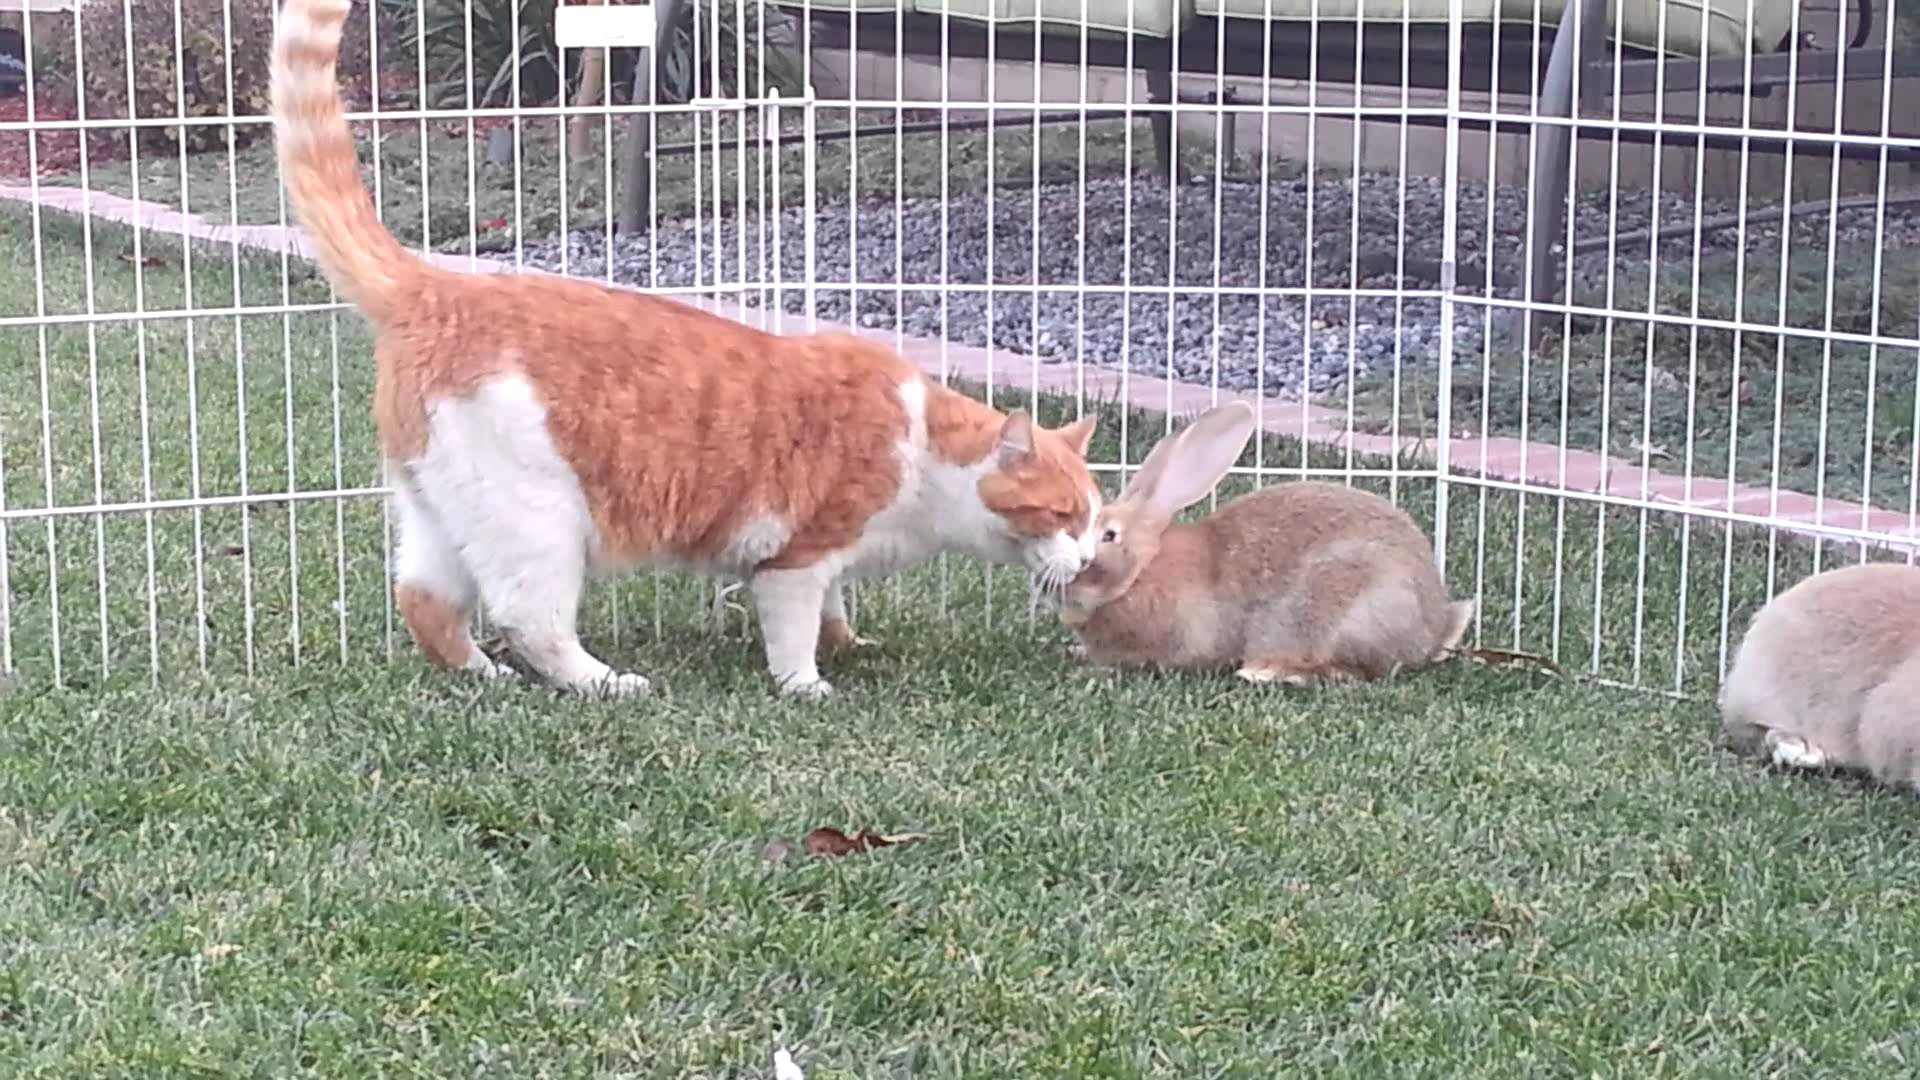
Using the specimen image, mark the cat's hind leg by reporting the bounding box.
[391,478,512,681]
[416,379,651,700]
[455,499,651,701]
[490,574,650,699]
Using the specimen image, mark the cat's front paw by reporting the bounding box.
[582,671,653,699]
[776,674,835,701]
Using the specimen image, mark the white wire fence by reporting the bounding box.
[0,0,1915,696]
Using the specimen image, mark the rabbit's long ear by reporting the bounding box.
[1135,401,1258,516]
[1114,417,1191,508]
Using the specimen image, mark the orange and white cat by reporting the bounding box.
[269,0,1102,699]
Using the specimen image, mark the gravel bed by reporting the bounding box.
[494,174,1920,399]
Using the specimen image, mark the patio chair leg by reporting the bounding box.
[1145,54,1186,186]
[1523,0,1608,348]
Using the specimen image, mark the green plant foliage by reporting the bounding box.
[385,0,567,108]
[660,0,808,102]
[381,0,806,110]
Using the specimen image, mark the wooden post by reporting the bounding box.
[1144,44,1185,185]
[616,0,688,234]
[567,0,609,160]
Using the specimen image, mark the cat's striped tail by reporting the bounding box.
[270,0,424,324]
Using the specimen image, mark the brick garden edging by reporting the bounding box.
[5,181,1916,556]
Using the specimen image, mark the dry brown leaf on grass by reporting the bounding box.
[764,828,929,862]
[804,828,929,858]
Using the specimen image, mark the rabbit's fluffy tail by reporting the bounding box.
[1436,599,1476,658]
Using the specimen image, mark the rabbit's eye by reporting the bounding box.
[1100,528,1120,544]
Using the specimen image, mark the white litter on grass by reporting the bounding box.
[772,1047,806,1080]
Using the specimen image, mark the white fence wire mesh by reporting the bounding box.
[0,0,1915,696]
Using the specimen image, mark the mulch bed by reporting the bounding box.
[0,94,125,181]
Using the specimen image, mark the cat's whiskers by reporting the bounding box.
[1027,563,1074,614]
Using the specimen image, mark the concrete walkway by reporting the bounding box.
[4,181,1915,555]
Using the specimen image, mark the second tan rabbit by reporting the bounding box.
[1719,561,1920,790]
[1058,401,1475,685]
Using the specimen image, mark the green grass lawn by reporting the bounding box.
[8,205,1920,1077]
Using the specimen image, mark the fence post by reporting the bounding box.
[1522,0,1609,347]
[1434,0,1467,592]
[567,0,611,159]
[617,0,689,234]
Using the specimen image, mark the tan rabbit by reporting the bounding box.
[1058,401,1475,685]
[1718,561,1920,790]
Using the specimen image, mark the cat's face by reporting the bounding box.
[976,414,1102,593]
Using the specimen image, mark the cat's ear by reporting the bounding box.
[1056,415,1097,457]
[994,411,1036,466]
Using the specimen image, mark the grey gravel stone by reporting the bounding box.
[492,173,1920,401]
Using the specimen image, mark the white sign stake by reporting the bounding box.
[554,3,658,49]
